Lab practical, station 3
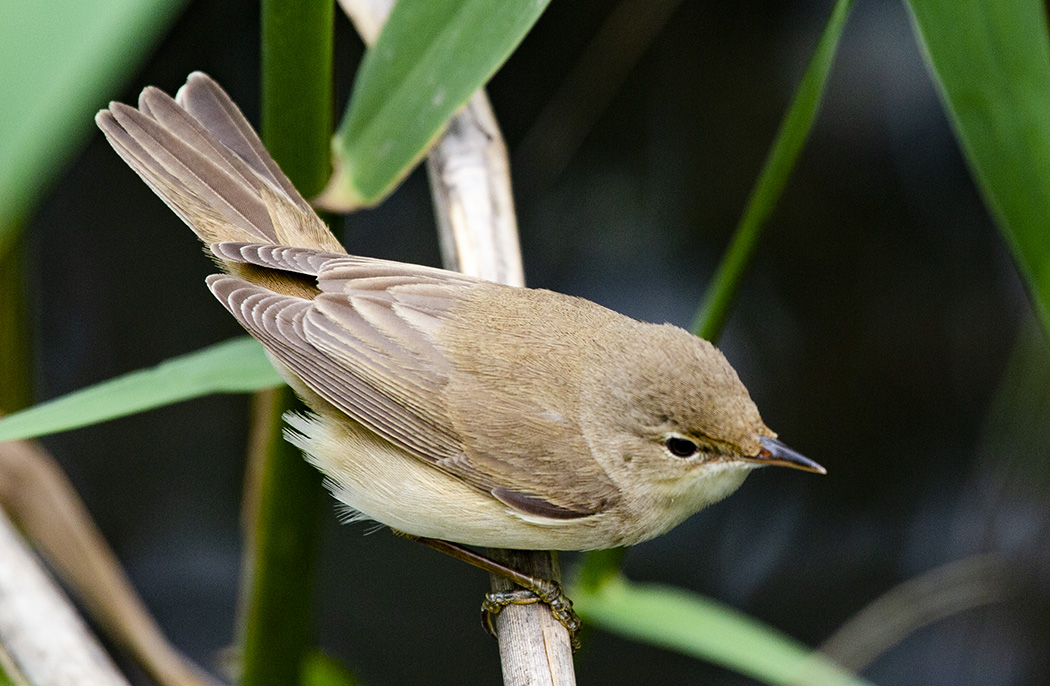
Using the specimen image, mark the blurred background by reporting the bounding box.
[9,0,1050,683]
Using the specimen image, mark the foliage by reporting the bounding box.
[0,0,185,255]
[323,0,553,208]
[906,0,1050,339]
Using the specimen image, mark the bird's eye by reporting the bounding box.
[664,436,699,458]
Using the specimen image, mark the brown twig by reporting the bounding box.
[794,554,1012,684]
[0,438,222,686]
[425,91,525,287]
[0,502,130,685]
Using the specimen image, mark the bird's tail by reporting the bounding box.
[96,72,344,255]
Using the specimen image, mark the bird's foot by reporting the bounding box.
[482,577,582,651]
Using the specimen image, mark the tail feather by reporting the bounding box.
[96,73,344,254]
[175,72,309,213]
[137,86,279,234]
[96,106,215,236]
[103,100,275,244]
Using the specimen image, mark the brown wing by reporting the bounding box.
[211,243,620,518]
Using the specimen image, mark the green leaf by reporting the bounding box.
[323,0,552,208]
[693,0,854,341]
[572,575,873,686]
[0,337,282,442]
[905,0,1050,339]
[0,0,187,256]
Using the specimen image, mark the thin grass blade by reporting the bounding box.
[0,337,281,442]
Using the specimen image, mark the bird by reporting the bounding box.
[96,72,824,644]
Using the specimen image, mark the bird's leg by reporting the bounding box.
[391,531,582,650]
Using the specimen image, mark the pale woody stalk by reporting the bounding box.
[0,503,129,686]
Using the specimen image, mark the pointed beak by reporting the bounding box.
[747,436,826,474]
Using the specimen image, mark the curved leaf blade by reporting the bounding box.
[0,337,282,442]
[0,0,186,255]
[572,576,873,686]
[906,0,1050,338]
[323,0,551,208]
[693,0,854,340]
[579,0,856,596]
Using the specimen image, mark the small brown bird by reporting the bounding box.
[96,72,823,639]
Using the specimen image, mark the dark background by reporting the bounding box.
[23,0,1050,683]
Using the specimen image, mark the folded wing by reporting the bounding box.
[211,243,620,519]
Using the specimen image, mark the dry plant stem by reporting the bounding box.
[0,439,222,686]
[336,0,393,44]
[338,0,574,682]
[239,390,275,551]
[235,388,269,623]
[486,550,575,685]
[414,22,574,686]
[801,554,1011,681]
[421,42,573,686]
[425,92,572,686]
[0,506,130,686]
[426,92,525,286]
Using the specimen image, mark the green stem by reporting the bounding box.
[693,0,854,342]
[239,2,334,686]
[239,388,325,686]
[261,0,335,198]
[0,231,33,414]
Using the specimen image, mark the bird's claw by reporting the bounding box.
[481,578,582,651]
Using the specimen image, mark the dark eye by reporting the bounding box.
[665,436,699,458]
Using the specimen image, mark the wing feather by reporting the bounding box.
[208,241,619,518]
[209,275,460,457]
[211,242,346,275]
